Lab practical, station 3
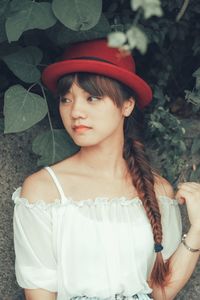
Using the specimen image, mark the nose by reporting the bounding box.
[71,98,88,119]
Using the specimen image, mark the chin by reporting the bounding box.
[71,137,101,147]
[74,141,98,147]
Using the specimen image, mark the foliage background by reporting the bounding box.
[0,0,200,185]
[0,1,200,299]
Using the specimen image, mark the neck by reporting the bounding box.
[76,136,129,179]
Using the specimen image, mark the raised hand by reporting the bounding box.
[175,182,200,231]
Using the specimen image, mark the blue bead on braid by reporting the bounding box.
[154,243,163,253]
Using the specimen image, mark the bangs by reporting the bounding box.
[56,72,136,107]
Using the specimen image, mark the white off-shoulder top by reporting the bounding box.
[12,166,182,300]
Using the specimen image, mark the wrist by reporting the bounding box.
[190,224,200,235]
[182,234,200,252]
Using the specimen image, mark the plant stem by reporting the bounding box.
[38,82,56,164]
[176,0,190,22]
[133,7,142,26]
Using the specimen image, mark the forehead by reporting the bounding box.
[66,81,88,94]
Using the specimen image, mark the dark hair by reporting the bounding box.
[56,73,170,290]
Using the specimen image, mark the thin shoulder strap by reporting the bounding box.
[45,166,66,202]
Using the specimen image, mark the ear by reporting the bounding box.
[122,97,135,117]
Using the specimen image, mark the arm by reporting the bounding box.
[152,225,200,300]
[24,289,57,300]
[152,181,200,300]
[13,171,58,297]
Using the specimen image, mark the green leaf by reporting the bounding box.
[185,90,200,105]
[52,0,102,31]
[190,165,200,181]
[2,46,42,83]
[107,32,126,47]
[5,0,56,42]
[193,67,200,78]
[9,0,28,12]
[32,129,79,166]
[191,137,200,154]
[131,0,163,19]
[4,85,48,133]
[178,140,186,152]
[126,26,148,54]
[193,67,200,90]
[150,121,165,131]
[0,44,22,58]
[195,77,200,90]
[46,13,110,45]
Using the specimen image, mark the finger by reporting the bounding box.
[176,197,185,205]
[178,182,200,188]
[175,189,193,203]
[174,191,186,204]
[177,183,200,192]
[176,189,193,197]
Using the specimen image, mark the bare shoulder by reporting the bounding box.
[153,173,175,199]
[20,155,78,204]
[20,168,56,204]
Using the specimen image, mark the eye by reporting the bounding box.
[87,95,103,102]
[59,96,72,104]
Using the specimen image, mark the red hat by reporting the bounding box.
[42,39,152,109]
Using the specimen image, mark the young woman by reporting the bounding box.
[12,39,200,300]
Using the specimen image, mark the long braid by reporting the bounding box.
[124,138,162,242]
[123,117,170,289]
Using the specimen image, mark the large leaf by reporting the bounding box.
[5,0,56,42]
[52,0,102,31]
[46,14,110,45]
[2,46,42,83]
[32,129,79,166]
[4,85,48,133]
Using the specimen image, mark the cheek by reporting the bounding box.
[59,108,72,132]
[96,110,124,133]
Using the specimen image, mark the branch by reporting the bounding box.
[176,0,190,22]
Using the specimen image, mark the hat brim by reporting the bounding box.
[42,60,152,109]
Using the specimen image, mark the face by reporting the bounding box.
[59,82,135,147]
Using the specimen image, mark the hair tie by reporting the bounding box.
[154,243,163,253]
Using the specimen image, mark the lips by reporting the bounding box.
[73,125,91,129]
[72,125,92,133]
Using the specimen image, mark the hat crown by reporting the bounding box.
[61,39,136,73]
[42,38,152,109]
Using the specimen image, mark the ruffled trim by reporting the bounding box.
[12,186,178,209]
[12,187,61,210]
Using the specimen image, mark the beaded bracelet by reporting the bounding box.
[181,234,200,253]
